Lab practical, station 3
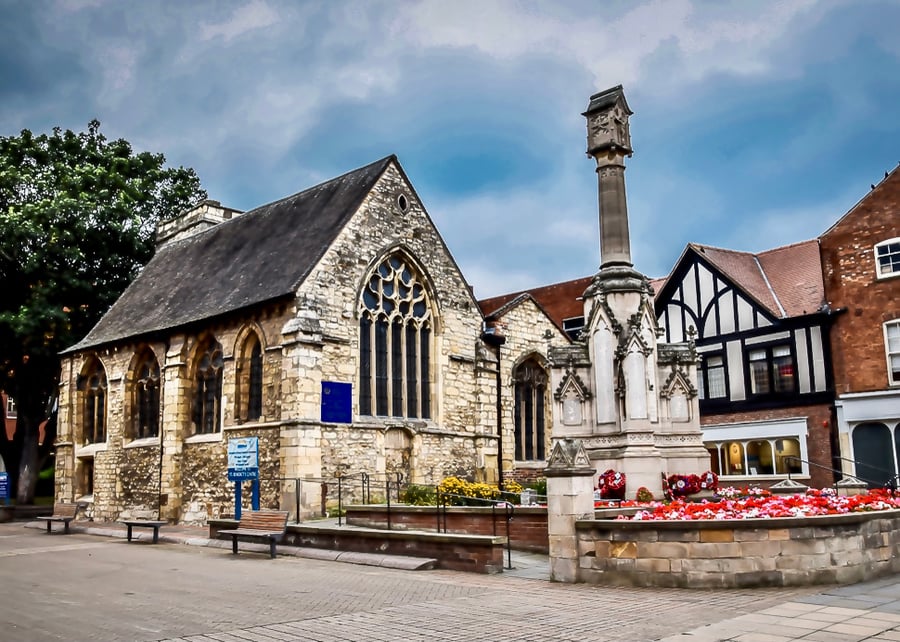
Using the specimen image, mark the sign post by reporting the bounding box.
[227,437,259,520]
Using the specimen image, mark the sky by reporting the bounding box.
[2,0,899,299]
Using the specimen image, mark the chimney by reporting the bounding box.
[156,199,243,249]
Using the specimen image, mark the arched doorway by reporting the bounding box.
[852,422,895,486]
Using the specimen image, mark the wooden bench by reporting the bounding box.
[36,502,80,534]
[219,510,289,559]
[120,520,167,544]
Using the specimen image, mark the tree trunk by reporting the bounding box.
[15,414,39,504]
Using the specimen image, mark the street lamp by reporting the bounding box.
[481,319,507,486]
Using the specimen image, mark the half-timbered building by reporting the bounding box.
[654,241,837,489]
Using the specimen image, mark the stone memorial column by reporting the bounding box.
[545,439,596,583]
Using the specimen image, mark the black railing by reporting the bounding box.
[785,455,897,490]
[433,490,515,570]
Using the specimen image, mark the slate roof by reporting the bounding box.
[66,155,396,353]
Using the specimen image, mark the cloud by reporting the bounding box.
[198,0,279,42]
[396,0,822,91]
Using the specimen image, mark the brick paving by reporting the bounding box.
[4,521,900,641]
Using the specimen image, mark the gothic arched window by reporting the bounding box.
[133,350,160,439]
[514,358,548,461]
[192,338,224,434]
[359,254,432,419]
[79,358,107,444]
[238,333,263,422]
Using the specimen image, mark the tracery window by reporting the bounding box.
[192,338,224,434]
[514,359,548,461]
[80,359,107,444]
[133,351,160,439]
[359,255,431,419]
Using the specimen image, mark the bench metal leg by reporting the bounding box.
[231,535,238,555]
[127,525,133,542]
[152,527,159,544]
[269,539,276,559]
[64,521,69,534]
[46,521,51,534]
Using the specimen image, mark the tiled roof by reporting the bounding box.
[482,236,825,332]
[66,156,396,352]
[478,276,593,332]
[690,240,824,318]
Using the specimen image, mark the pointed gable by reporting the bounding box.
[478,276,593,334]
[68,156,396,352]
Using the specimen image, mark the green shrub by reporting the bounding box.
[527,477,547,496]
[401,483,436,506]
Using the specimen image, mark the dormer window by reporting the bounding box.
[875,238,900,279]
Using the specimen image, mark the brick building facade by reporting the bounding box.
[820,167,900,485]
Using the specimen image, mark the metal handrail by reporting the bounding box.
[785,455,892,489]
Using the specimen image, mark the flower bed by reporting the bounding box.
[619,487,900,521]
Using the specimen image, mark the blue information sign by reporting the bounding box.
[321,381,352,423]
[0,472,8,500]
[227,437,259,482]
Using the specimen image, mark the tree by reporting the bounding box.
[0,120,205,503]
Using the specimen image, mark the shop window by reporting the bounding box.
[706,437,803,477]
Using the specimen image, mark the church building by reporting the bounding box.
[54,156,567,523]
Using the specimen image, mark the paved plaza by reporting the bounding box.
[3,521,900,641]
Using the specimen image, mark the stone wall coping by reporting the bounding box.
[224,420,284,431]
[75,442,107,457]
[124,437,161,449]
[576,508,900,531]
[184,432,222,444]
[209,517,508,545]
[346,504,547,515]
[288,522,508,546]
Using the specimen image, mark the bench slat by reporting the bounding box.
[221,510,289,559]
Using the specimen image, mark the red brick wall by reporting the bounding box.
[820,170,900,393]
[346,505,549,553]
[701,403,835,489]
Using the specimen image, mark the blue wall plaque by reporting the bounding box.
[321,381,352,423]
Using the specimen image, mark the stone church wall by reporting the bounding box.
[489,297,569,483]
[54,160,519,523]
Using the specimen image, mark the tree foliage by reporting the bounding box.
[0,120,205,502]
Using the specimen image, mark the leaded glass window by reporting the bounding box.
[80,359,107,444]
[359,255,432,419]
[134,352,160,439]
[246,337,263,421]
[514,359,547,461]
[192,339,224,434]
